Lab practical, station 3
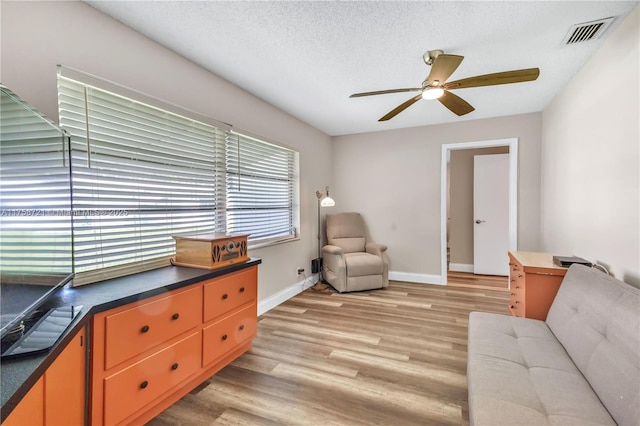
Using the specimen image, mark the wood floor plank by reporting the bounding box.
[269,330,411,361]
[250,342,359,378]
[147,274,509,425]
[269,363,463,425]
[213,407,283,426]
[259,317,381,345]
[328,348,467,387]
[270,305,308,315]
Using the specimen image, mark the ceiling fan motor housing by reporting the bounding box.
[423,49,444,66]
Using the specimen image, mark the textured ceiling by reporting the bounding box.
[85,1,638,136]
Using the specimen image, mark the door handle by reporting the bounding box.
[475,219,486,224]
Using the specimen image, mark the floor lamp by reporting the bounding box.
[315,186,335,281]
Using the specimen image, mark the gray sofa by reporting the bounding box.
[467,264,640,425]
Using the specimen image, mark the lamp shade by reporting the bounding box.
[320,196,335,207]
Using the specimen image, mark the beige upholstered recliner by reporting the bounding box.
[322,212,389,293]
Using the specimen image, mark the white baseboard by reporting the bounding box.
[449,263,474,273]
[258,273,317,316]
[389,271,444,286]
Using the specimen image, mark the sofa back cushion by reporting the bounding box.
[546,264,640,426]
[326,212,366,253]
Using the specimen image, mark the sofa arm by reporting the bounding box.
[322,245,346,291]
[365,242,387,257]
[322,245,345,273]
[323,244,344,256]
[365,242,390,288]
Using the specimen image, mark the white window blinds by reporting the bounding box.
[57,69,299,283]
[0,85,73,275]
[226,132,297,244]
[58,76,226,282]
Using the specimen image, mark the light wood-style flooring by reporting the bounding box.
[148,274,508,425]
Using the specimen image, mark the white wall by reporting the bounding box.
[541,6,639,287]
[332,112,542,283]
[0,1,333,301]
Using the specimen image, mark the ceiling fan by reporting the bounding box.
[350,50,540,121]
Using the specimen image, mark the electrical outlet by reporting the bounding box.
[297,267,305,275]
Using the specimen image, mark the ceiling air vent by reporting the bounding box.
[562,17,615,45]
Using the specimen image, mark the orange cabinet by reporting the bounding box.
[203,304,257,367]
[104,286,201,369]
[203,267,257,322]
[2,378,44,426]
[103,332,201,425]
[91,265,258,425]
[508,251,567,320]
[45,327,86,425]
[3,327,86,426]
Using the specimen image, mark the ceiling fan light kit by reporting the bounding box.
[422,87,444,100]
[351,50,540,122]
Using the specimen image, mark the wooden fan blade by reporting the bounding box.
[379,94,423,121]
[444,68,540,90]
[438,90,475,116]
[427,54,464,86]
[350,88,421,98]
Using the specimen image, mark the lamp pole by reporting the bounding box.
[315,186,335,282]
[317,196,322,262]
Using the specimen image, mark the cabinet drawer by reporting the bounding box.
[510,265,524,286]
[509,293,524,317]
[511,274,524,295]
[103,331,201,426]
[510,271,525,316]
[104,286,202,369]
[203,267,257,323]
[202,304,256,367]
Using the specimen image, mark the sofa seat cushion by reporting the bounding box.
[468,312,615,425]
[344,252,383,277]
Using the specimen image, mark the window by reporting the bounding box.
[226,131,298,245]
[57,69,298,283]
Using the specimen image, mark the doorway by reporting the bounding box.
[440,138,518,285]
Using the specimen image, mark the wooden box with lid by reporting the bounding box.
[172,232,249,270]
[508,251,568,321]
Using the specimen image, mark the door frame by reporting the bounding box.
[440,138,518,285]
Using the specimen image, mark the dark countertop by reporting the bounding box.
[0,258,261,421]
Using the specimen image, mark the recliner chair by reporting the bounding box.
[322,212,389,293]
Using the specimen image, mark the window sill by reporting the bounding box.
[248,237,300,251]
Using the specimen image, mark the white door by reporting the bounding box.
[473,154,509,276]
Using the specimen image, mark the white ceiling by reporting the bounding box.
[85,1,638,136]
